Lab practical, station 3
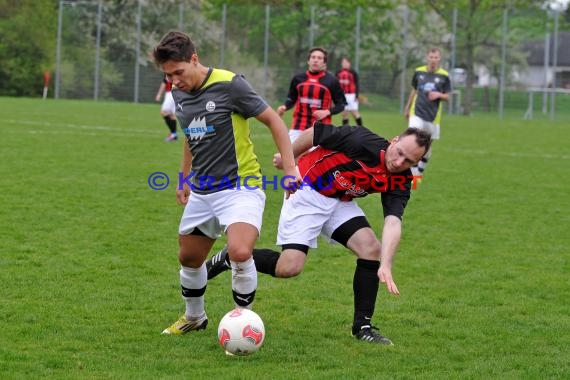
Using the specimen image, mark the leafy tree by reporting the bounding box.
[358,3,449,98]
[0,0,57,97]
[202,0,395,102]
[426,0,541,114]
[2,0,563,108]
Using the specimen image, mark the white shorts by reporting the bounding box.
[161,91,176,115]
[289,130,317,154]
[408,115,440,140]
[344,93,359,111]
[179,189,266,238]
[276,187,365,248]
[288,129,302,143]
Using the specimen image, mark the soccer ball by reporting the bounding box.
[217,308,265,356]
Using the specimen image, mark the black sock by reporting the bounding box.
[167,118,177,133]
[163,116,177,133]
[232,289,256,308]
[342,118,349,126]
[356,117,363,126]
[352,258,380,334]
[252,248,280,277]
[162,116,170,131]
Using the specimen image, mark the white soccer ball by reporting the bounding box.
[217,308,265,356]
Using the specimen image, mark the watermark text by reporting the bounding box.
[146,172,422,191]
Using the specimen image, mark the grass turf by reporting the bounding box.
[0,97,569,379]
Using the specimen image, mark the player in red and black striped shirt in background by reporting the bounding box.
[336,57,363,127]
[277,47,346,142]
[155,75,178,141]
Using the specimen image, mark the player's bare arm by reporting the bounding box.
[176,143,192,205]
[256,107,302,197]
[155,82,165,102]
[428,91,449,102]
[272,126,315,170]
[404,89,416,119]
[378,215,402,296]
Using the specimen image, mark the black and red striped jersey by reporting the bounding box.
[336,68,359,96]
[297,123,412,219]
[283,70,346,131]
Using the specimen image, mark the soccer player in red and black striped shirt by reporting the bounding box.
[207,122,431,345]
[277,47,346,142]
[336,57,363,126]
[155,75,178,141]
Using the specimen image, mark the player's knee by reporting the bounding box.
[226,245,253,263]
[276,264,303,278]
[178,250,201,268]
[275,266,303,278]
[275,257,305,278]
[356,239,381,261]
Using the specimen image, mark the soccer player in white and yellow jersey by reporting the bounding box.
[153,31,301,336]
[404,47,451,180]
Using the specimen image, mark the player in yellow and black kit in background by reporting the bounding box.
[404,47,450,180]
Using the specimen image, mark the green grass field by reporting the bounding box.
[1,97,569,379]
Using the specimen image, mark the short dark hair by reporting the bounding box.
[308,47,327,63]
[399,128,432,155]
[153,31,196,66]
[427,47,441,55]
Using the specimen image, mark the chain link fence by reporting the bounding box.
[53,1,569,119]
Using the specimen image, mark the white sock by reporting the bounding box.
[418,147,432,175]
[179,264,207,319]
[411,166,420,176]
[231,257,257,309]
[417,160,427,173]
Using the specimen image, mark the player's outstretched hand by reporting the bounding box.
[378,266,400,295]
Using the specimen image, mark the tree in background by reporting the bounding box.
[202,0,396,103]
[426,0,545,115]
[1,0,566,110]
[0,0,56,97]
[360,3,449,100]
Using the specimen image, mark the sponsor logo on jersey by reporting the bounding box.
[333,170,367,197]
[421,82,436,92]
[183,117,215,140]
[299,97,322,107]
